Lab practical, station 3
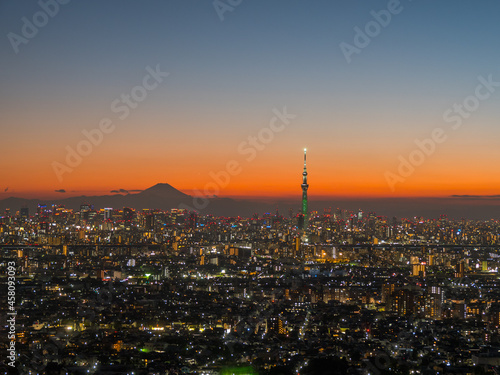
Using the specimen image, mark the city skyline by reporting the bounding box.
[2,145,500,219]
[2,1,500,205]
[5,201,500,373]
[5,3,500,373]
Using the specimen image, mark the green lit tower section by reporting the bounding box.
[301,148,309,230]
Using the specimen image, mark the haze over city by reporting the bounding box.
[2,0,500,219]
[6,2,500,375]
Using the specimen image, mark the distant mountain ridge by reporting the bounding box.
[0,183,271,217]
[2,183,500,219]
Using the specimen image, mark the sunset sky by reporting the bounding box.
[2,0,500,201]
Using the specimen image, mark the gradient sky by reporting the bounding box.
[2,0,500,200]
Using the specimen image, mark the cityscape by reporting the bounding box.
[3,149,500,374]
[3,1,500,374]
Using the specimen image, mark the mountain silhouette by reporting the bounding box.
[2,184,500,219]
[0,183,273,217]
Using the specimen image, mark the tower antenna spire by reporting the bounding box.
[301,148,309,232]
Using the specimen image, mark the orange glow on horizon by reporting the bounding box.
[3,134,500,201]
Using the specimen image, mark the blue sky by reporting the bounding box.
[2,0,500,202]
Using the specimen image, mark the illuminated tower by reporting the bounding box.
[301,148,309,231]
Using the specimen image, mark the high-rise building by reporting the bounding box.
[482,260,488,272]
[103,208,112,220]
[455,262,465,278]
[37,204,48,218]
[412,264,426,277]
[425,286,443,319]
[267,316,285,336]
[297,214,304,230]
[428,254,435,266]
[20,207,29,219]
[382,283,396,304]
[145,214,155,231]
[123,207,135,222]
[301,148,309,231]
[80,203,92,222]
[294,237,300,257]
[188,212,197,229]
[391,289,416,316]
[80,203,92,213]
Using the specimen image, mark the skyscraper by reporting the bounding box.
[301,148,309,231]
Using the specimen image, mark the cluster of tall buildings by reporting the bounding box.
[2,150,500,373]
